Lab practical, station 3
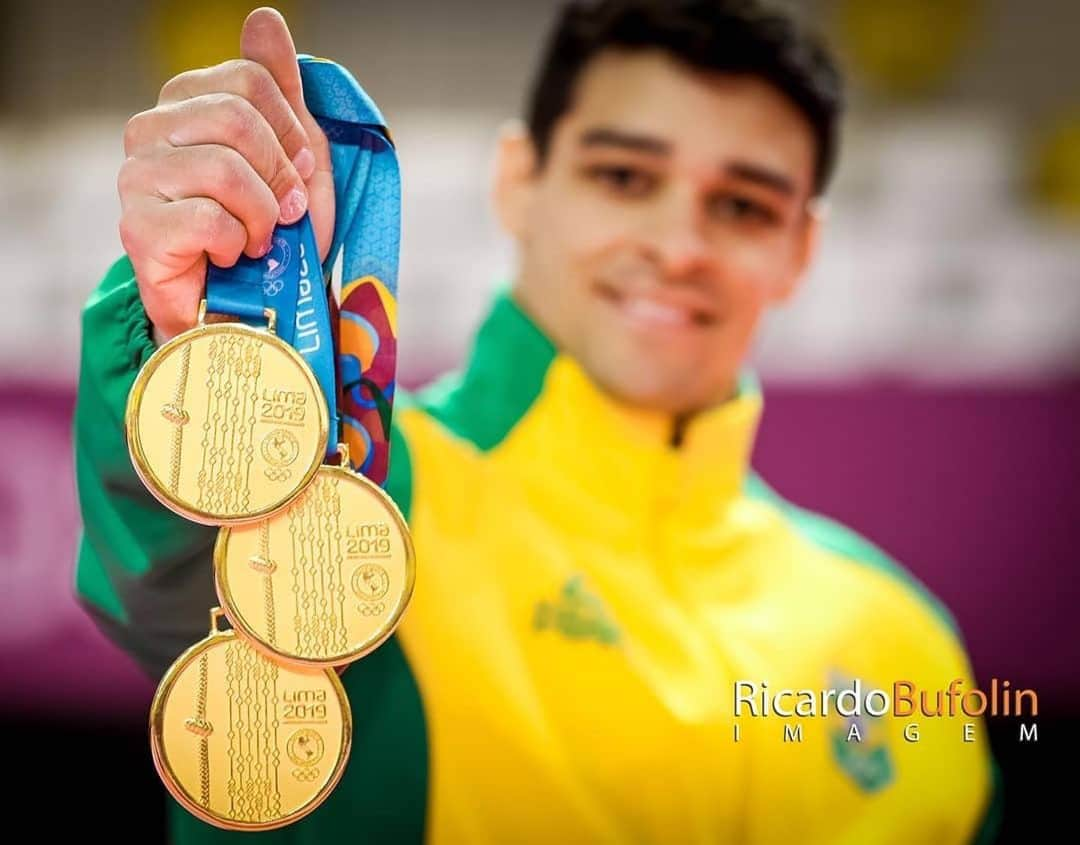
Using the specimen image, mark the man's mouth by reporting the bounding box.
[595,283,716,329]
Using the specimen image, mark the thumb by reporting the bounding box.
[240,7,335,262]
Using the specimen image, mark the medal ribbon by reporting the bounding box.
[300,54,401,486]
[205,56,401,483]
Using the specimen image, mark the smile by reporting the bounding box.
[595,283,716,329]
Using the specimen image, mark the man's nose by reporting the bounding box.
[646,191,712,279]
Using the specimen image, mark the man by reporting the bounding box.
[74,2,999,843]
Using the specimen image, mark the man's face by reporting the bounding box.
[498,49,820,415]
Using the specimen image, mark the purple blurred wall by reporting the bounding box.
[2,378,1077,721]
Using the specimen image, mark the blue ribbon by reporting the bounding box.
[298,58,400,300]
[301,54,402,484]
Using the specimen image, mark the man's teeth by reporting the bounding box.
[621,297,692,326]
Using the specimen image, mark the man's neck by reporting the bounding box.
[509,277,742,449]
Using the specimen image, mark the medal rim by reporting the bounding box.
[124,321,330,526]
[214,462,417,667]
[149,624,352,831]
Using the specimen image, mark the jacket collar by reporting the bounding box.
[449,286,763,524]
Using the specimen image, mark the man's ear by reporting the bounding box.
[492,120,539,239]
[772,198,825,303]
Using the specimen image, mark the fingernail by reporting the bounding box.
[279,187,307,224]
[292,147,316,180]
[257,232,273,257]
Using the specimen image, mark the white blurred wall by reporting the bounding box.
[0,0,1077,385]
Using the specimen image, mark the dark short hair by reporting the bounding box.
[525,0,845,195]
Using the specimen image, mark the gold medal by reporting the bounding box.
[150,608,351,831]
[125,302,329,525]
[214,444,415,667]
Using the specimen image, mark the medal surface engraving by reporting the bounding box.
[150,610,350,830]
[215,460,415,666]
[126,322,329,524]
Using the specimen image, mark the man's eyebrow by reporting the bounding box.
[724,161,795,196]
[579,127,671,155]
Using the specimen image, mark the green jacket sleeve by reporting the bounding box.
[72,255,416,681]
[73,256,221,679]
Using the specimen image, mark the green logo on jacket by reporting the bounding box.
[830,728,894,792]
[534,575,620,646]
[827,670,895,793]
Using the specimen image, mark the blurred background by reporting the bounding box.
[1,0,1077,840]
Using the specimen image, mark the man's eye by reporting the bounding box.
[710,194,779,225]
[586,165,657,196]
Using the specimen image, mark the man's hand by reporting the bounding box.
[118,7,335,343]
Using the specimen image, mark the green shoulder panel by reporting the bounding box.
[385,397,415,517]
[418,287,556,451]
[74,255,199,624]
[972,760,1004,845]
[743,471,960,637]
